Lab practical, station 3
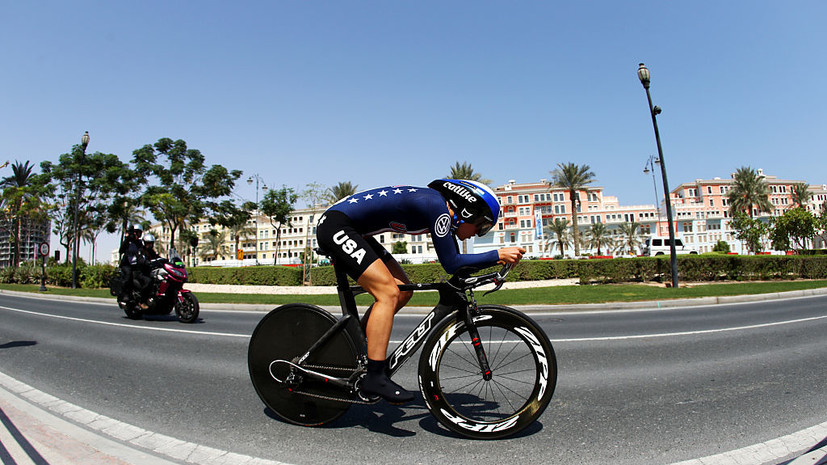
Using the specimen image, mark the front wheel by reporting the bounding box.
[419,305,557,439]
[174,292,199,323]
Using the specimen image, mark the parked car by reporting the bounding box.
[641,236,699,256]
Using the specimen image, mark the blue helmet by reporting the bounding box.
[428,179,500,236]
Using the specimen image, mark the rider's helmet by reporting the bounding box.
[427,179,500,236]
[128,224,143,238]
[143,233,155,245]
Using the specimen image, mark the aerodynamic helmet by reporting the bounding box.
[428,179,500,236]
[143,233,156,244]
[128,224,143,237]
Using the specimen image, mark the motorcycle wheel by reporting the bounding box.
[175,292,199,323]
[118,295,142,320]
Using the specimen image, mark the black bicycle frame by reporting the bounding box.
[325,261,488,379]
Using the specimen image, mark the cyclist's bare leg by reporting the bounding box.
[356,258,415,403]
[357,259,405,360]
[360,256,412,332]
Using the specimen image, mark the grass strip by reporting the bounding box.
[3,280,827,307]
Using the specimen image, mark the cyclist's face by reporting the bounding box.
[456,222,477,240]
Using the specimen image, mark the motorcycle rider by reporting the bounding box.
[142,233,160,262]
[119,225,150,309]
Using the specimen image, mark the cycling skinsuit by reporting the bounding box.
[316,185,500,280]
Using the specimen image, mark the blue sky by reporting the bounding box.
[2,1,825,259]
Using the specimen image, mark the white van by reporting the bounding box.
[642,237,698,256]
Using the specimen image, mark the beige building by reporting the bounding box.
[145,169,824,266]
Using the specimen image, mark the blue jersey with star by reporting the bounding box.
[325,185,499,274]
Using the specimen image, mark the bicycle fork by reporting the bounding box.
[464,291,493,381]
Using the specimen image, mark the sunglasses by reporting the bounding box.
[475,219,494,236]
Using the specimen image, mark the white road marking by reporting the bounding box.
[0,306,248,338]
[4,305,827,344]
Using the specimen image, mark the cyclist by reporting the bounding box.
[316,179,525,404]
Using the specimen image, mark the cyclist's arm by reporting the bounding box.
[430,230,499,275]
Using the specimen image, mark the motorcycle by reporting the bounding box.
[109,250,200,323]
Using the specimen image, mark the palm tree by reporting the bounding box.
[229,221,256,259]
[727,166,772,218]
[1,161,40,267]
[587,222,614,256]
[325,181,358,205]
[551,162,596,257]
[198,230,230,262]
[616,221,643,256]
[447,162,492,185]
[791,183,811,208]
[545,217,571,257]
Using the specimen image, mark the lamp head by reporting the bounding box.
[637,63,650,89]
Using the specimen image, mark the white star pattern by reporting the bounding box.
[378,190,388,196]
[408,188,417,192]
[393,188,403,194]
[348,197,359,204]
[363,194,373,200]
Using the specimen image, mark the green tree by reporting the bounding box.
[545,217,571,257]
[325,181,358,205]
[727,166,772,218]
[586,222,614,256]
[712,240,731,253]
[770,207,817,252]
[260,186,299,265]
[392,241,408,254]
[447,161,492,185]
[616,221,643,256]
[41,149,136,263]
[133,138,242,251]
[791,183,811,208]
[730,211,769,254]
[176,228,199,265]
[551,162,596,256]
[1,161,46,267]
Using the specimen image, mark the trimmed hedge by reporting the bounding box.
[189,265,303,286]
[4,255,827,288]
[0,262,116,288]
[574,255,827,284]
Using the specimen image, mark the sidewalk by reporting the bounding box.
[0,372,285,465]
[0,375,183,465]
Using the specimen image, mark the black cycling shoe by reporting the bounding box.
[361,372,415,405]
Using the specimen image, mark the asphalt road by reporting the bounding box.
[1,292,826,464]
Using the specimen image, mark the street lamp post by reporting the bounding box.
[638,63,679,288]
[71,131,89,289]
[247,174,267,265]
[643,155,661,223]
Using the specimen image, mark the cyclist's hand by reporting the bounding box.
[497,247,526,265]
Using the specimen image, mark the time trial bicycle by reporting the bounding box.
[248,251,557,439]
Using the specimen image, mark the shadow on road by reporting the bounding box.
[260,396,546,440]
[0,341,37,350]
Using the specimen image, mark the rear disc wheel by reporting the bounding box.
[248,304,359,426]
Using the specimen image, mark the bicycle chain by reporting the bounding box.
[284,363,378,405]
